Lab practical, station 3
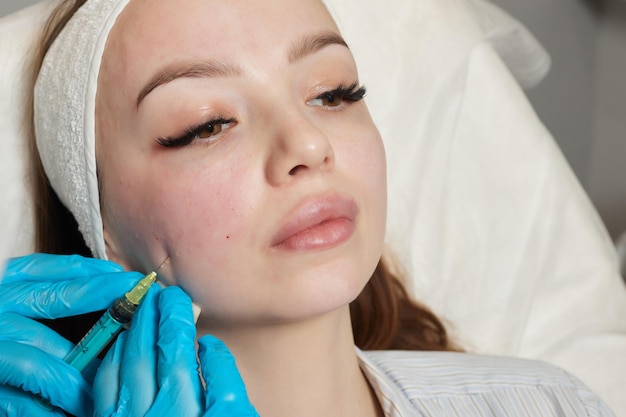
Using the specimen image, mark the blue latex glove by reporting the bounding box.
[93,286,259,417]
[0,253,143,417]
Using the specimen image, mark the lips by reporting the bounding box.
[271,193,358,251]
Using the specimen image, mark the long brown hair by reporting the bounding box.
[27,0,458,352]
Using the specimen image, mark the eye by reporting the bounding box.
[197,123,224,138]
[307,82,366,108]
[156,117,236,148]
[313,92,343,107]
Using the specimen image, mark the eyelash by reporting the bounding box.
[156,117,236,148]
[308,82,367,108]
[155,82,366,148]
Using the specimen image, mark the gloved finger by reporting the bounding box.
[117,284,161,416]
[2,254,123,283]
[93,331,126,417]
[0,385,65,417]
[0,341,93,417]
[0,313,72,358]
[0,271,143,319]
[0,312,101,387]
[197,335,258,416]
[147,287,202,416]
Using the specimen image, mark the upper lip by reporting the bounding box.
[270,193,358,247]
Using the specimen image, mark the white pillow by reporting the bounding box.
[2,0,626,414]
[0,0,56,259]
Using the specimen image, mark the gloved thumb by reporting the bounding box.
[197,335,258,416]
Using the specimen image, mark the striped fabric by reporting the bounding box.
[357,350,615,417]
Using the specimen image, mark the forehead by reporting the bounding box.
[103,0,339,84]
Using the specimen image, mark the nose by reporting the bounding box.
[265,111,335,185]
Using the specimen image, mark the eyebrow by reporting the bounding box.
[287,31,348,64]
[136,31,349,108]
[136,60,241,108]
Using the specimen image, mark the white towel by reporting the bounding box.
[34,0,130,259]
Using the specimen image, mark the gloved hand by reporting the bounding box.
[93,286,259,417]
[0,253,144,417]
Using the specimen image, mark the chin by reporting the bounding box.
[283,262,373,318]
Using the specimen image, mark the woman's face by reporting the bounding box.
[96,0,387,327]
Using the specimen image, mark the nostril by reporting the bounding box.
[288,165,306,176]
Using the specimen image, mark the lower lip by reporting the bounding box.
[274,218,355,251]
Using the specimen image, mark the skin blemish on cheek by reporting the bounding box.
[226,235,230,239]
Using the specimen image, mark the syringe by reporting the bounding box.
[63,271,156,370]
[35,270,158,410]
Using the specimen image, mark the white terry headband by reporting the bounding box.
[34,0,131,259]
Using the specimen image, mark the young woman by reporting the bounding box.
[0,0,615,415]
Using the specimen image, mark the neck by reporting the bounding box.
[199,306,382,417]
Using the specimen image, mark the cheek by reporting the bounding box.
[162,172,251,256]
[102,155,257,277]
[329,107,387,198]
[337,122,387,209]
[341,122,387,254]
